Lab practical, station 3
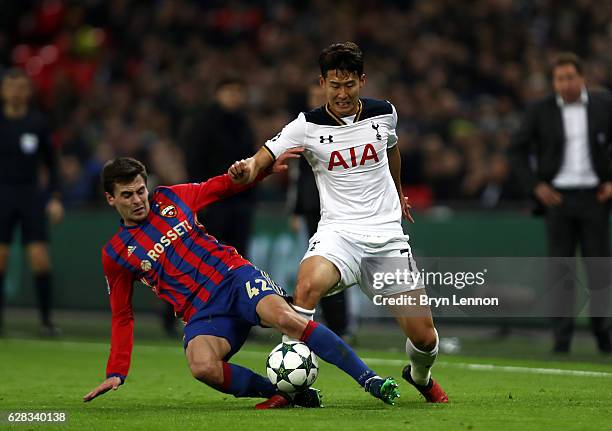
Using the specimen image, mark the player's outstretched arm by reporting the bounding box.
[83,376,123,402]
[228,147,303,184]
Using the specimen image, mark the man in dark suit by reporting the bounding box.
[510,52,612,353]
[179,76,256,257]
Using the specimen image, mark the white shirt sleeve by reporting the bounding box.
[386,103,398,149]
[263,113,308,159]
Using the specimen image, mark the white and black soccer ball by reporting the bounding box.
[266,341,319,393]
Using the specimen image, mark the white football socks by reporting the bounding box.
[405,328,439,386]
[282,305,316,343]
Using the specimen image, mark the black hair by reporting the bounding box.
[318,42,364,78]
[552,52,583,76]
[101,157,148,195]
[215,75,246,91]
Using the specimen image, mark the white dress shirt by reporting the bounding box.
[552,89,599,188]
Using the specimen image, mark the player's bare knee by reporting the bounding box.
[189,360,223,385]
[293,278,322,308]
[410,328,438,352]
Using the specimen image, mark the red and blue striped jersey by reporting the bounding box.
[101,173,257,379]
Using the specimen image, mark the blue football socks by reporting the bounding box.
[300,321,376,387]
[218,362,276,398]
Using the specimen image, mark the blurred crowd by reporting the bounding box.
[2,0,612,209]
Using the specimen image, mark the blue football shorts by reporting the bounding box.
[183,265,287,360]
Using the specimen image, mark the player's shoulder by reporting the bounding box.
[302,98,395,126]
[304,105,340,126]
[152,185,187,203]
[280,112,308,131]
[359,98,394,120]
[152,185,170,196]
[152,184,190,203]
[151,184,199,213]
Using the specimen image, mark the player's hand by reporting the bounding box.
[534,182,562,207]
[272,147,304,174]
[83,376,123,402]
[228,158,255,184]
[46,197,64,224]
[597,181,612,202]
[402,196,414,223]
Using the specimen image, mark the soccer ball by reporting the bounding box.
[266,341,319,393]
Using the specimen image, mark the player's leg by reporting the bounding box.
[292,255,340,318]
[303,215,352,338]
[23,193,58,334]
[0,244,9,334]
[386,291,447,402]
[0,201,17,334]
[367,239,447,402]
[184,316,276,399]
[293,230,357,314]
[289,229,359,339]
[386,291,438,382]
[185,334,231,386]
[25,241,58,334]
[256,293,399,404]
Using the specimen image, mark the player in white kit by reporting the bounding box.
[229,42,448,403]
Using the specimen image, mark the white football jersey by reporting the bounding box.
[264,98,403,234]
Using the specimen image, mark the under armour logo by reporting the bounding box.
[371,122,381,140]
[309,240,320,251]
[320,135,333,143]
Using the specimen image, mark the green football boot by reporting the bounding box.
[364,376,400,405]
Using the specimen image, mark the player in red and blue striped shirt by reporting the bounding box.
[83,155,399,408]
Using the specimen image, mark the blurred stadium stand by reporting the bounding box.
[4,0,612,208]
[3,1,612,330]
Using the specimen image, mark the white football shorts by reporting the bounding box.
[301,229,425,297]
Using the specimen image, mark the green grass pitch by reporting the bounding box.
[1,337,611,431]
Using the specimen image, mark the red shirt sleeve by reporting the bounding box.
[168,172,268,212]
[102,250,135,381]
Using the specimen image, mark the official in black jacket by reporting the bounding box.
[509,53,612,353]
[0,68,63,336]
